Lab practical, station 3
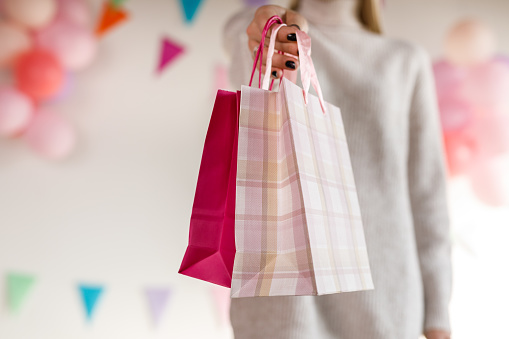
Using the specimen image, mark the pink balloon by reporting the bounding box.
[24,109,76,159]
[0,87,34,137]
[433,60,473,132]
[36,19,97,71]
[438,98,472,132]
[470,111,509,157]
[433,60,468,95]
[469,155,509,206]
[460,61,509,113]
[55,0,92,27]
[0,22,32,68]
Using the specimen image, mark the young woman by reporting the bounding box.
[223,1,452,338]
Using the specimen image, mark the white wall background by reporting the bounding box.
[1,0,508,338]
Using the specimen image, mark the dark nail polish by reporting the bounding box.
[272,71,278,78]
[285,61,296,70]
[287,33,296,41]
[289,24,301,31]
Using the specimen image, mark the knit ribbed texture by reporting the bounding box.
[223,2,452,337]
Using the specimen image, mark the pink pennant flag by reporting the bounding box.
[210,286,231,327]
[145,287,172,327]
[157,37,185,74]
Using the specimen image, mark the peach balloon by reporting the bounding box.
[3,0,57,29]
[0,87,34,137]
[15,49,64,101]
[444,19,496,67]
[24,109,76,159]
[0,22,32,67]
[36,19,97,71]
[469,155,509,206]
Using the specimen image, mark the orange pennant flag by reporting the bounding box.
[95,1,129,37]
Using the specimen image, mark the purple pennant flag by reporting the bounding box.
[157,37,185,74]
[145,287,172,327]
[244,0,267,7]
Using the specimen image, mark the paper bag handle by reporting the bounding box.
[249,15,283,90]
[252,16,326,113]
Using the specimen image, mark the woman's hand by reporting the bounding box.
[246,5,308,78]
[424,330,451,339]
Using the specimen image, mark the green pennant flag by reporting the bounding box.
[6,272,36,313]
[110,0,129,8]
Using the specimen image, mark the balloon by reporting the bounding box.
[437,96,473,132]
[433,60,468,95]
[0,87,34,137]
[3,0,57,29]
[14,49,64,101]
[443,129,478,177]
[469,155,509,206]
[460,61,509,113]
[0,22,32,68]
[44,72,74,104]
[470,112,509,158]
[35,19,97,71]
[433,60,472,132]
[24,109,76,159]
[55,0,92,27]
[444,19,496,67]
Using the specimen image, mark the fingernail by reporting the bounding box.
[285,61,296,69]
[287,33,296,41]
[272,71,278,78]
[289,24,301,31]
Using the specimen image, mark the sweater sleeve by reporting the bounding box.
[407,47,453,333]
[222,8,258,88]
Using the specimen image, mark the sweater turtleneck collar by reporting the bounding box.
[299,0,364,30]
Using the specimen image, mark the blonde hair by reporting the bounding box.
[289,0,383,34]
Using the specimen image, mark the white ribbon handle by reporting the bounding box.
[262,25,326,114]
[262,24,286,90]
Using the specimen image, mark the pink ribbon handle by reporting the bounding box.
[295,30,326,114]
[249,16,283,88]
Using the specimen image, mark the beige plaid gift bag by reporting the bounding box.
[231,23,374,298]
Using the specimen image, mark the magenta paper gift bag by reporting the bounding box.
[231,24,374,297]
[178,90,240,288]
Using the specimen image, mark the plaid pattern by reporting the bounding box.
[231,78,373,298]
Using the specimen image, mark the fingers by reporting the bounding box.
[247,24,300,58]
[246,5,308,78]
[248,38,299,59]
[285,10,309,33]
[260,65,283,80]
[248,41,299,78]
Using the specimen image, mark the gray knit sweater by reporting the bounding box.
[223,2,452,338]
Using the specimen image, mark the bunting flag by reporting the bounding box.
[110,0,129,7]
[210,286,231,326]
[78,284,104,321]
[244,0,267,6]
[144,287,172,327]
[96,1,129,37]
[157,37,185,75]
[6,272,36,314]
[179,0,204,24]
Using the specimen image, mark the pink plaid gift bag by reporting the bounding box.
[231,20,374,298]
